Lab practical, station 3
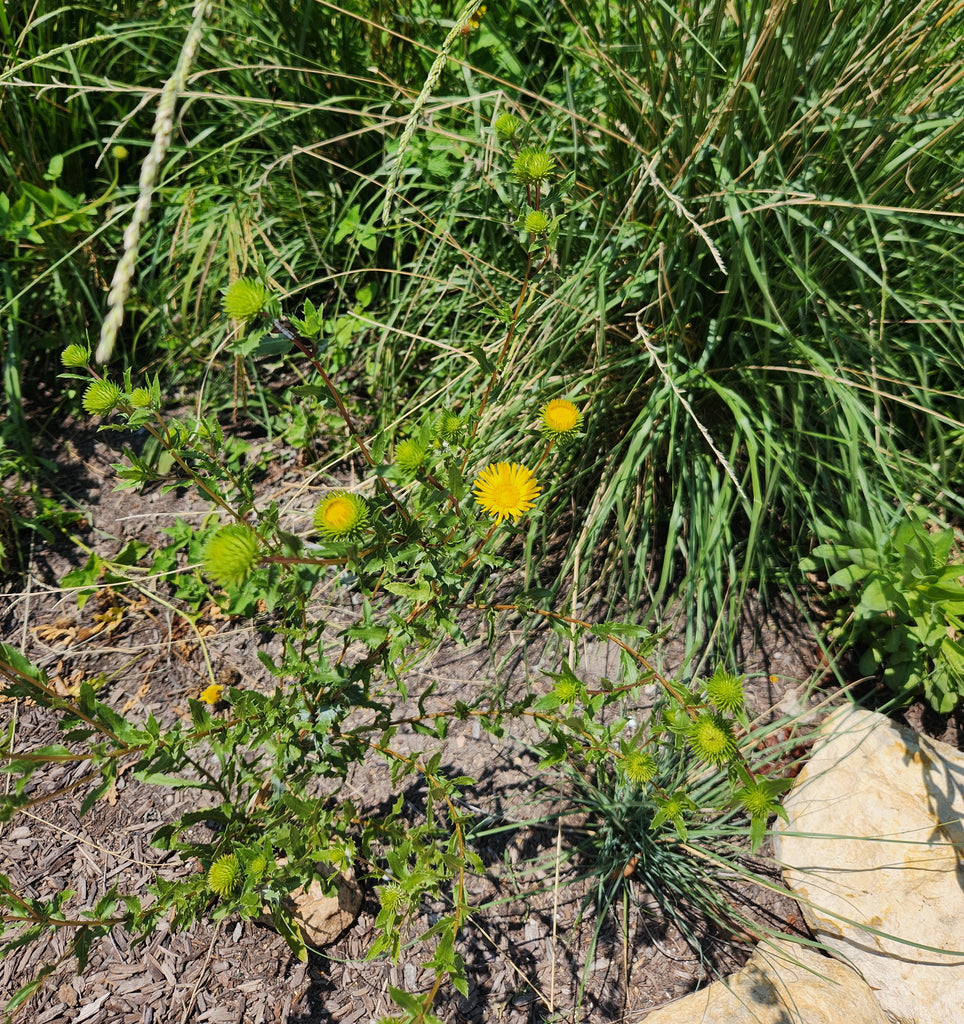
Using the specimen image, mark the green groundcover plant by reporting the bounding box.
[0,119,796,1023]
[803,511,964,713]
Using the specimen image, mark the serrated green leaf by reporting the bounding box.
[387,986,424,1014]
[383,580,432,603]
[4,967,54,1014]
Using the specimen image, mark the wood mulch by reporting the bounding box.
[9,419,957,1023]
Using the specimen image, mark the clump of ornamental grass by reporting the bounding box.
[527,672,798,990]
[359,0,964,659]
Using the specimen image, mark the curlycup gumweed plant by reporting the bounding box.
[1,113,792,1024]
[313,490,371,541]
[539,398,582,444]
[472,462,541,524]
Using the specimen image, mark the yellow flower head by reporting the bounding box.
[540,398,581,440]
[199,683,223,705]
[472,462,540,524]
[461,3,485,34]
[314,490,370,540]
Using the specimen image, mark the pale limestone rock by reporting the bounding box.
[640,937,888,1024]
[260,862,362,948]
[774,705,964,1024]
[286,870,361,948]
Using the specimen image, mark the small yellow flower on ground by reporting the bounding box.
[472,462,541,524]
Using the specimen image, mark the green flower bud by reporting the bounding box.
[704,667,745,715]
[741,783,778,819]
[82,379,122,415]
[395,439,427,474]
[208,854,241,897]
[62,344,90,368]
[660,793,687,820]
[202,524,260,588]
[222,278,269,322]
[435,410,466,444]
[553,675,580,704]
[129,387,154,409]
[622,749,658,785]
[523,209,551,235]
[378,882,409,914]
[512,148,555,185]
[494,112,522,141]
[688,713,737,767]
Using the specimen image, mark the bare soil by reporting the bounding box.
[2,420,959,1024]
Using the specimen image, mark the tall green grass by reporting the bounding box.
[365,0,964,653]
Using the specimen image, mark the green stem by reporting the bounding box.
[461,247,536,472]
[278,321,411,523]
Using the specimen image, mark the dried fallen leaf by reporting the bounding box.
[32,618,79,645]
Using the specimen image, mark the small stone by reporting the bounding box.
[57,983,79,1008]
[284,870,361,949]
